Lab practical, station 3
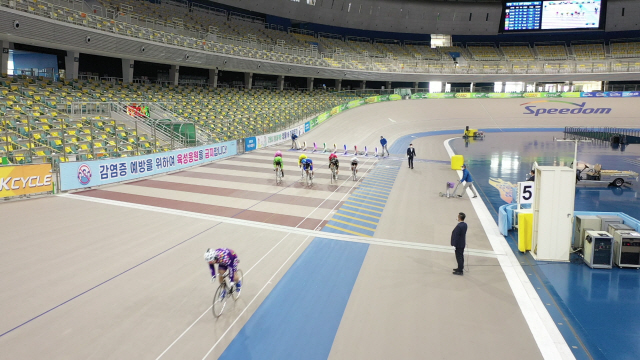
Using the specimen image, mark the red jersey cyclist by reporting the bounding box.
[204,248,241,291]
[329,153,339,175]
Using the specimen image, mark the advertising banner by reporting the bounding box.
[486,92,523,98]
[0,164,53,197]
[347,99,365,109]
[304,121,311,132]
[244,124,306,153]
[245,137,257,152]
[455,93,488,98]
[427,93,456,99]
[316,111,330,124]
[59,140,237,191]
[560,92,582,98]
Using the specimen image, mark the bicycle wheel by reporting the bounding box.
[212,283,227,317]
[276,167,281,184]
[306,171,311,186]
[330,167,335,184]
[232,269,244,300]
[352,168,357,181]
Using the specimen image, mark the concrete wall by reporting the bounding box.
[212,0,640,35]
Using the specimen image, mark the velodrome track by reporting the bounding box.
[1,98,638,359]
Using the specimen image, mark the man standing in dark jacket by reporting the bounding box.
[451,212,468,275]
[406,143,416,169]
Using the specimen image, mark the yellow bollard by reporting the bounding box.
[451,155,464,170]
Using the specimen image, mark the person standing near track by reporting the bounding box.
[406,143,416,169]
[291,133,298,149]
[452,164,478,199]
[451,212,467,276]
[380,136,389,157]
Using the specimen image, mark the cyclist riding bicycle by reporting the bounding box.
[205,248,241,291]
[302,158,314,178]
[329,153,339,175]
[351,156,359,174]
[273,152,284,177]
[298,153,308,177]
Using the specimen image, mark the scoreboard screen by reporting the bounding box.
[504,1,542,31]
[501,0,606,32]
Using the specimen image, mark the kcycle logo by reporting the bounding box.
[521,100,611,116]
[77,164,92,185]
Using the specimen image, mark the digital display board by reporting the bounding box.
[502,0,605,32]
[504,2,543,31]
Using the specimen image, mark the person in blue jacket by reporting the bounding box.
[453,164,478,198]
[380,136,389,157]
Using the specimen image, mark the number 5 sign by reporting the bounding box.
[518,181,535,204]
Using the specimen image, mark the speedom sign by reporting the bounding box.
[521,101,611,116]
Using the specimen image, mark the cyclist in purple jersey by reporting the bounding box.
[204,248,241,290]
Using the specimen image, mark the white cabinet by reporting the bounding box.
[531,166,576,262]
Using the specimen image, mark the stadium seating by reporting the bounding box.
[572,43,606,60]
[405,45,442,61]
[0,75,359,164]
[534,44,568,60]
[468,45,502,61]
[610,41,640,58]
[500,45,536,61]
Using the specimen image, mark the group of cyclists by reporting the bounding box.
[273,150,359,181]
[206,149,363,302]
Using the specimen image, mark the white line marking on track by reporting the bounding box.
[388,118,396,122]
[60,194,495,258]
[444,137,574,360]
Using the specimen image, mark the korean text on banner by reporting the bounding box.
[59,140,237,191]
[0,164,53,197]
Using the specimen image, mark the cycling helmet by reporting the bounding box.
[351,156,359,162]
[275,150,282,157]
[329,153,337,159]
[204,248,216,262]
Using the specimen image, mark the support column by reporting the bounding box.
[277,75,284,90]
[307,77,314,91]
[209,69,218,87]
[469,82,474,92]
[413,81,419,92]
[360,80,366,90]
[65,51,80,81]
[1,41,10,76]
[533,82,537,92]
[169,65,179,86]
[244,72,253,90]
[385,81,391,90]
[122,59,134,84]
[336,79,342,92]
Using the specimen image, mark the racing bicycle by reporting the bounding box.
[212,269,244,317]
[275,164,283,185]
[351,164,358,181]
[305,167,313,186]
[330,163,338,184]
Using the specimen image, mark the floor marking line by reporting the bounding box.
[360,179,393,187]
[341,203,384,214]
[348,195,387,205]
[62,194,496,257]
[358,183,394,191]
[333,213,379,225]
[388,118,396,122]
[338,208,381,220]
[444,137,573,360]
[324,224,373,237]
[354,188,390,196]
[329,218,377,231]
[344,200,386,210]
[352,192,389,201]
